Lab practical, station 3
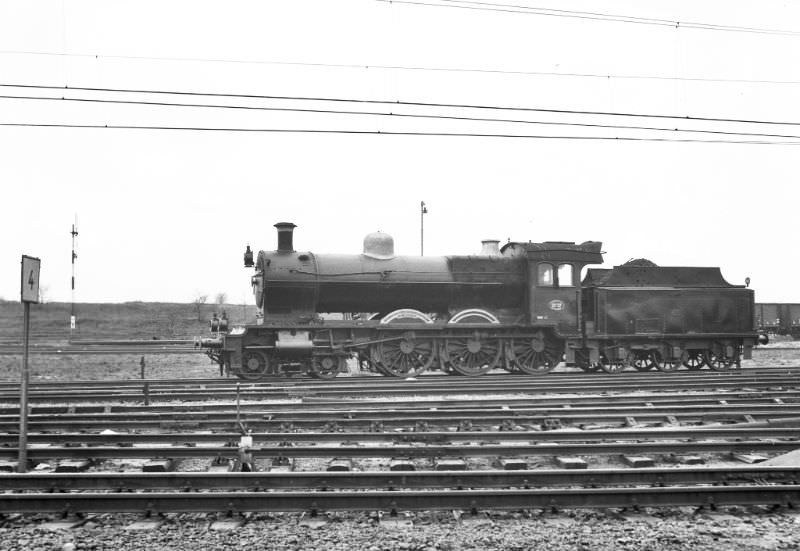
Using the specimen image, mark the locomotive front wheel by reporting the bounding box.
[505,331,561,375]
[443,335,501,377]
[683,351,706,371]
[238,351,270,380]
[372,336,436,377]
[310,355,345,379]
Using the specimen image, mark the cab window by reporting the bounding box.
[538,263,554,286]
[558,263,574,287]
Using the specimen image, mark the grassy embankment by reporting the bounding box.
[0,300,257,381]
[0,300,256,342]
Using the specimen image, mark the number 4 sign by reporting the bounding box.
[20,256,41,303]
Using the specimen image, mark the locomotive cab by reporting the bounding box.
[501,240,604,334]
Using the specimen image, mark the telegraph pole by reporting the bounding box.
[420,201,428,256]
[70,216,78,340]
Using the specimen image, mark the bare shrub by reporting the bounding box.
[193,293,208,321]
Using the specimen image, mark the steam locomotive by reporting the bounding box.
[200,222,758,379]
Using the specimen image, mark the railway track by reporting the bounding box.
[1,367,799,404]
[3,425,799,447]
[2,486,798,514]
[4,403,800,433]
[4,440,800,462]
[0,342,794,356]
[3,466,798,492]
[2,369,799,517]
[4,387,800,415]
[0,346,200,356]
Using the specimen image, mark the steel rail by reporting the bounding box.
[0,370,800,403]
[3,439,799,461]
[4,402,800,421]
[0,344,791,357]
[7,367,800,388]
[1,467,798,491]
[3,390,800,418]
[2,379,799,404]
[3,388,800,409]
[1,485,797,513]
[6,340,777,350]
[68,340,198,346]
[0,346,201,356]
[0,366,797,392]
[2,426,798,447]
[3,408,800,432]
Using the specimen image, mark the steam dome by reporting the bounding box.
[363,231,395,259]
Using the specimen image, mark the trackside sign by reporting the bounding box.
[20,255,41,304]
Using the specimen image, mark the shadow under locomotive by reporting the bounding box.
[198,223,759,380]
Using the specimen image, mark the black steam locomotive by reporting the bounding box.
[200,222,758,379]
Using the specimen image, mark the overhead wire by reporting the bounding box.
[3,83,800,128]
[3,49,800,87]
[379,0,800,36]
[0,83,800,130]
[3,93,800,142]
[2,122,798,145]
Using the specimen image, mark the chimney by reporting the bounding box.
[480,239,500,256]
[275,222,297,252]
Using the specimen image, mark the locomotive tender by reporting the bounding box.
[201,222,757,379]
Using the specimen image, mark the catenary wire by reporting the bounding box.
[1,122,798,145]
[379,0,800,36]
[4,93,800,141]
[3,49,800,86]
[3,82,800,128]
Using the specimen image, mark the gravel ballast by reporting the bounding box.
[0,510,798,551]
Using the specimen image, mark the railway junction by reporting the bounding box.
[0,360,798,525]
[0,339,797,551]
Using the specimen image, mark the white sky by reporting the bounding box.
[1,1,799,305]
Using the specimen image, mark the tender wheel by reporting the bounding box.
[705,351,734,371]
[654,351,679,373]
[683,350,706,371]
[372,333,435,377]
[599,354,625,374]
[310,355,345,379]
[505,330,562,375]
[630,351,656,372]
[238,351,270,380]
[443,334,501,377]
